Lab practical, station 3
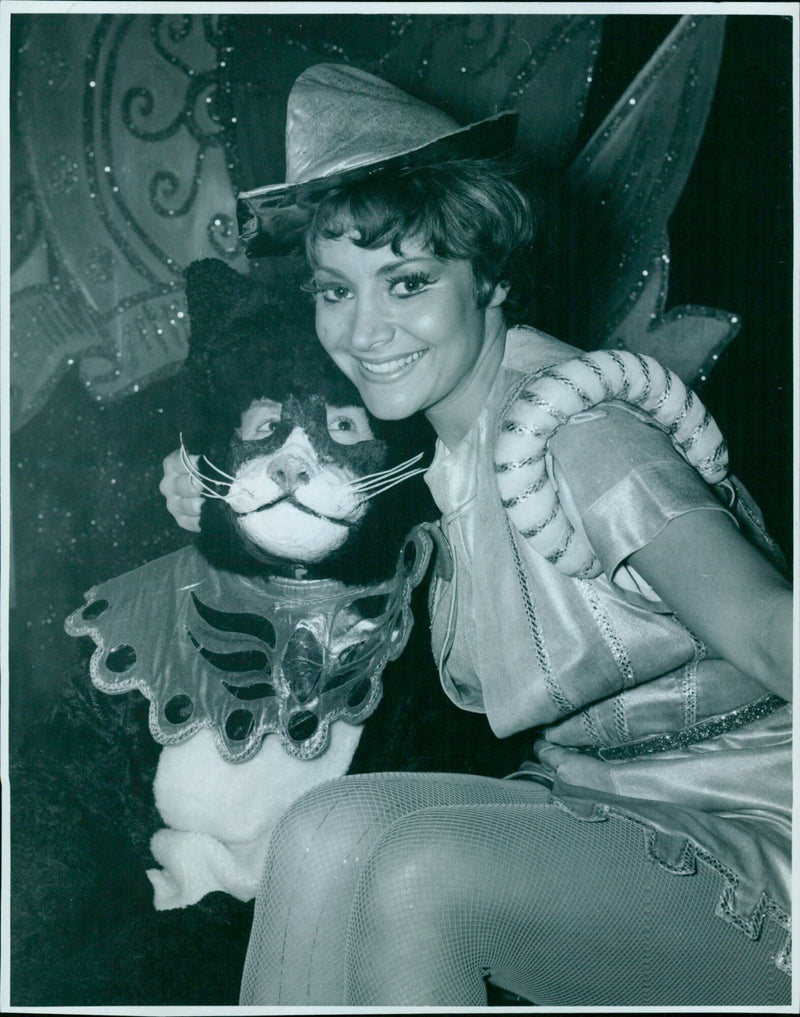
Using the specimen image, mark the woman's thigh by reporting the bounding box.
[344,796,790,1007]
[240,771,545,1004]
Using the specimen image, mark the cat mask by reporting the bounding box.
[180,257,435,586]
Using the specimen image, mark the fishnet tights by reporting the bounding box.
[239,772,789,1007]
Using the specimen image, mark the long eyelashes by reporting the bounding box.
[301,279,350,304]
[302,270,436,302]
[386,271,434,296]
[346,451,427,501]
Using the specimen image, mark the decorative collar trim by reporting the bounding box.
[65,529,434,762]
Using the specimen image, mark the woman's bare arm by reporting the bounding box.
[629,509,793,701]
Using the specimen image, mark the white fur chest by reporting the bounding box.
[147,722,363,909]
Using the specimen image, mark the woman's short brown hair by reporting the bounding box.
[304,159,536,324]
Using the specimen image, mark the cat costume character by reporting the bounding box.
[9,259,528,1006]
[64,256,443,909]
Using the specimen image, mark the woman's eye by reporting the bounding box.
[239,399,283,440]
[388,273,434,297]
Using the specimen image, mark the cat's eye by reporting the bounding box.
[327,406,374,445]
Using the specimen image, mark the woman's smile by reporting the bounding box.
[310,235,508,444]
[356,349,428,379]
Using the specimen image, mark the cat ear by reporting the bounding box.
[184,258,255,354]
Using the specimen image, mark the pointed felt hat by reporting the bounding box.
[237,63,518,257]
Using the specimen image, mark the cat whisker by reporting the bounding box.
[349,452,425,492]
[201,457,236,483]
[179,439,233,500]
[179,434,237,482]
[186,472,230,501]
[352,466,428,502]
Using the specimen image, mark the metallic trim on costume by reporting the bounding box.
[540,785,792,976]
[65,527,435,762]
[580,694,786,761]
[576,578,637,690]
[581,705,605,748]
[677,621,705,729]
[504,517,572,716]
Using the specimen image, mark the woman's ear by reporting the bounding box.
[476,277,511,309]
[487,279,511,309]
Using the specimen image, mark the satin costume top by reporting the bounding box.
[425,326,791,963]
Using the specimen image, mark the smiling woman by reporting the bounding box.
[158,60,792,1008]
[8,11,793,1009]
[228,63,793,1008]
[299,158,533,441]
[309,238,509,442]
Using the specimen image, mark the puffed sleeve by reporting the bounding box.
[547,402,733,580]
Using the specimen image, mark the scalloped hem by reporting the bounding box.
[507,765,792,976]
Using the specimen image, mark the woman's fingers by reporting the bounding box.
[160,448,203,532]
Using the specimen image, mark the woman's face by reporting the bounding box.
[309,235,506,422]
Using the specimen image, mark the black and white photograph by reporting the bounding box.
[1,3,796,1011]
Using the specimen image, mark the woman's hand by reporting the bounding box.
[629,509,793,701]
[159,448,203,532]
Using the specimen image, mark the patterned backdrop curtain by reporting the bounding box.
[11,12,740,430]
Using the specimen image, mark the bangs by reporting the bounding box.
[302,161,536,322]
[305,176,448,263]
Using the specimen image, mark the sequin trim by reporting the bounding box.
[504,516,572,715]
[676,619,705,728]
[581,693,786,761]
[575,578,637,741]
[575,579,637,690]
[581,705,605,748]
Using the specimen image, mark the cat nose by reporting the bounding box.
[267,452,314,492]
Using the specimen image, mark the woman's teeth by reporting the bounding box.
[359,350,425,375]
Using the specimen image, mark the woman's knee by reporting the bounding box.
[351,808,486,934]
[265,776,363,866]
[344,809,503,1004]
[266,772,422,877]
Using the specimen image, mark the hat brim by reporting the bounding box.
[237,110,519,258]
